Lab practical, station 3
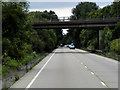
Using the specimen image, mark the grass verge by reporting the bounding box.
[29,54,48,71]
[2,53,48,90]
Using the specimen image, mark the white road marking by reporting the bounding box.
[25,53,55,89]
[85,66,87,68]
[101,82,106,86]
[91,72,94,75]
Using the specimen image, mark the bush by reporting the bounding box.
[2,65,10,77]
[22,54,34,65]
[110,39,120,54]
[87,38,98,50]
[80,29,88,48]
[101,27,112,52]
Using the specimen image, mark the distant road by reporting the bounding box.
[11,48,118,88]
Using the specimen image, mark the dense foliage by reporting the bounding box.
[63,2,99,48]
[72,2,98,19]
[62,2,120,57]
[30,10,58,22]
[2,2,63,77]
[110,39,120,54]
[29,11,63,47]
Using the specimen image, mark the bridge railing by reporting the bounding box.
[58,17,120,21]
[32,17,120,24]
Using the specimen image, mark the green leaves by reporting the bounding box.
[37,29,57,52]
[30,10,58,23]
[101,27,112,52]
[87,2,120,18]
[110,39,120,54]
[72,2,98,19]
[112,22,120,39]
[2,2,62,78]
[79,29,98,49]
[7,60,19,68]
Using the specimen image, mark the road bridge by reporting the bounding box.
[32,17,120,29]
[32,17,120,49]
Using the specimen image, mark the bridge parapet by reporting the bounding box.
[58,16,71,22]
[32,17,120,29]
[32,17,120,24]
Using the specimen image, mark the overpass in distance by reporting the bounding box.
[32,17,120,30]
[32,17,120,49]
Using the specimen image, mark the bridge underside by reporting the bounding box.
[33,24,116,30]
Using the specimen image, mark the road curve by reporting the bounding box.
[10,48,118,88]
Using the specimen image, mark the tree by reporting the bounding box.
[2,2,32,60]
[65,2,99,49]
[112,22,120,39]
[101,27,112,52]
[37,29,57,52]
[72,2,99,19]
[30,10,62,51]
[79,29,98,49]
[111,1,120,17]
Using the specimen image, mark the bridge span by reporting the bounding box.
[32,18,120,30]
[32,17,120,49]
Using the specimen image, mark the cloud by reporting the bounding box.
[29,7,73,17]
[28,0,114,2]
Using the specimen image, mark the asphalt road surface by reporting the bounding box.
[11,47,118,88]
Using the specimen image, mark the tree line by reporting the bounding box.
[2,2,63,78]
[62,2,120,59]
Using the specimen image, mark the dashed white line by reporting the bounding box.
[91,72,94,75]
[101,82,106,86]
[85,66,87,68]
[25,53,55,89]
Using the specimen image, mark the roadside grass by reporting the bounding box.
[10,54,47,89]
[2,53,48,90]
[29,54,48,71]
[2,53,41,78]
[0,64,2,79]
[2,65,10,77]
[104,52,119,61]
[21,53,41,65]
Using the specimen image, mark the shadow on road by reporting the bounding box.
[52,51,90,54]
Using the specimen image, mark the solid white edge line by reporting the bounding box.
[101,82,106,86]
[25,53,55,89]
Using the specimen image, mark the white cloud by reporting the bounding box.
[29,7,73,17]
[99,5,105,8]
[28,0,114,2]
[2,0,115,2]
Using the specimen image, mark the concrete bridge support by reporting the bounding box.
[99,30,102,50]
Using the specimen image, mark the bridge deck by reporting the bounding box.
[32,18,120,29]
